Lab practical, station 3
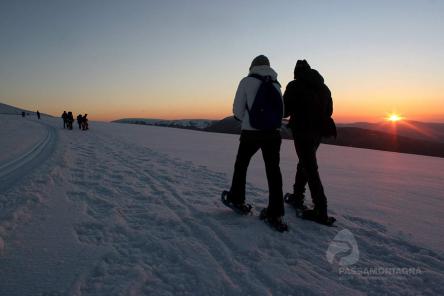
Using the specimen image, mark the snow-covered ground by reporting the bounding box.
[0,114,443,295]
[0,116,48,164]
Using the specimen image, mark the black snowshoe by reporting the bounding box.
[301,208,336,226]
[284,192,307,211]
[259,208,288,232]
[221,191,252,215]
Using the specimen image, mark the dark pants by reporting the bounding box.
[230,130,284,217]
[293,133,327,211]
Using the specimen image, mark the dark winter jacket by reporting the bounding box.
[67,112,74,122]
[283,69,333,136]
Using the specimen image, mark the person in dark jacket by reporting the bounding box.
[61,111,68,128]
[67,111,74,130]
[283,59,334,224]
[77,114,83,129]
[82,114,89,130]
[36,110,40,119]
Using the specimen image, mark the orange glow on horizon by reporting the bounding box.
[5,91,444,123]
[41,108,443,123]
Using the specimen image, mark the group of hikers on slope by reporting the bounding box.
[222,55,336,232]
[61,111,89,131]
[21,110,40,119]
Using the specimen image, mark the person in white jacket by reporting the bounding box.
[225,55,286,230]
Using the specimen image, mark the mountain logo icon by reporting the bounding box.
[326,229,359,266]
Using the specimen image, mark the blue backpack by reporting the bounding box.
[247,74,283,130]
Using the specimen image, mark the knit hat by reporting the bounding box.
[250,55,270,70]
[294,59,311,77]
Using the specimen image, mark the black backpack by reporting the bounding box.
[304,77,337,138]
[247,74,283,130]
[317,84,337,138]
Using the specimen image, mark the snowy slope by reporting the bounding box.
[0,114,443,295]
[0,102,51,117]
[0,102,25,115]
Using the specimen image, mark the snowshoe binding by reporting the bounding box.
[221,191,252,215]
[284,192,306,216]
[259,208,289,232]
[301,208,336,226]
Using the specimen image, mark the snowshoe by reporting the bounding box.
[301,209,336,226]
[259,208,289,232]
[284,192,307,211]
[221,191,252,215]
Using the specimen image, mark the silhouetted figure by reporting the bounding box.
[81,114,89,130]
[21,111,25,117]
[283,59,335,225]
[67,111,74,130]
[223,55,287,231]
[61,111,68,128]
[36,110,41,119]
[77,114,83,129]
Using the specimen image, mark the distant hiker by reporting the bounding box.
[283,59,336,225]
[36,110,41,120]
[61,111,68,128]
[221,55,287,231]
[77,114,83,129]
[82,114,89,130]
[22,111,25,117]
[67,111,74,130]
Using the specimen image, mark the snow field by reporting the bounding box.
[0,114,443,295]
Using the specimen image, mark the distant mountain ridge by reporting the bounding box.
[337,121,444,143]
[114,118,216,130]
[115,116,444,158]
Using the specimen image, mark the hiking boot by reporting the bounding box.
[221,191,252,215]
[302,207,335,226]
[225,191,244,204]
[230,201,253,215]
[259,208,288,232]
[284,193,306,210]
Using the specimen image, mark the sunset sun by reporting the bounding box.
[387,113,403,122]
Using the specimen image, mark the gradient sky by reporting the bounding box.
[1,0,443,122]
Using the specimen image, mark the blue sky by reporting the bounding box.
[1,0,443,121]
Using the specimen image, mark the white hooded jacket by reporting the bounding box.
[233,65,283,131]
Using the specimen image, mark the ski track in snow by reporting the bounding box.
[0,118,58,255]
[0,117,443,295]
[0,119,57,192]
